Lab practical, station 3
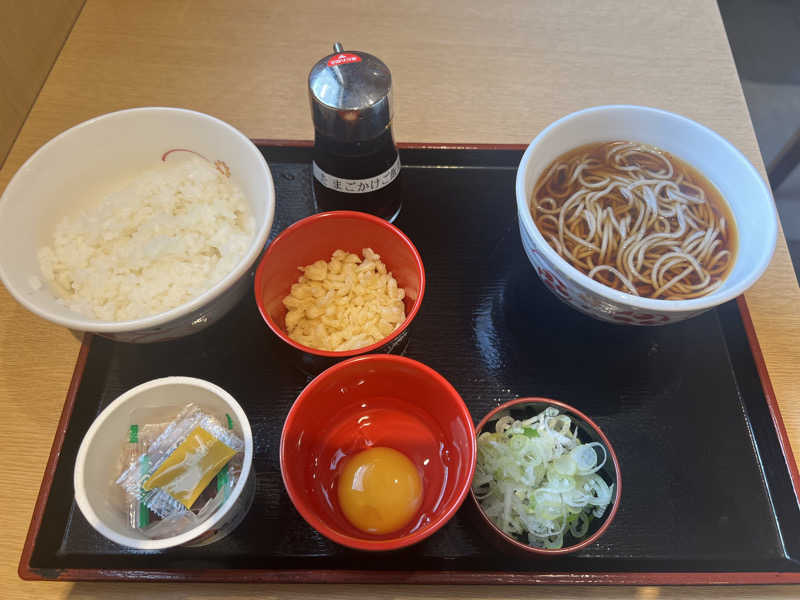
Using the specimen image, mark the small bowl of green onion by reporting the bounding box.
[470,397,621,555]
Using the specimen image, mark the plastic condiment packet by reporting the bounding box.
[117,404,243,520]
[142,425,236,509]
[119,423,171,530]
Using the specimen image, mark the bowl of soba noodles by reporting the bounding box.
[516,105,777,325]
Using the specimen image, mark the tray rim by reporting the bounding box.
[18,141,800,585]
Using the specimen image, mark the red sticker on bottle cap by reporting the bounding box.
[327,53,362,67]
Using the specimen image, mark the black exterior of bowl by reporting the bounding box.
[267,324,412,376]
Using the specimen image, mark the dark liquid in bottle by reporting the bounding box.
[312,127,403,221]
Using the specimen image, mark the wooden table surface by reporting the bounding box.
[1,1,798,598]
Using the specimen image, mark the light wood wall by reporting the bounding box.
[0,0,84,168]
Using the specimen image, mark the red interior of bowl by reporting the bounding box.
[254,211,424,356]
[280,355,476,551]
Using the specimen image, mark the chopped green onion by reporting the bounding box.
[472,406,613,549]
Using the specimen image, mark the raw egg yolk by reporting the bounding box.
[337,447,423,535]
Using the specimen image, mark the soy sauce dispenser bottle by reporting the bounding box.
[308,43,402,221]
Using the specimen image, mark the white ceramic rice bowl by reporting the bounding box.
[0,107,275,342]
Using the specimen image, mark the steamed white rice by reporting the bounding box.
[37,155,254,321]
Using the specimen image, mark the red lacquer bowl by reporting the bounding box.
[254,211,425,374]
[471,397,622,555]
[279,354,477,551]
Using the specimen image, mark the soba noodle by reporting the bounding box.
[530,141,737,300]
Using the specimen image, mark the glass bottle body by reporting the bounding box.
[312,127,403,222]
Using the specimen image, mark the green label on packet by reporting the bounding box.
[217,464,229,495]
[216,415,234,500]
[138,454,150,528]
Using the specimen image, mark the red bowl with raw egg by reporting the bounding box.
[279,354,477,551]
[254,211,425,374]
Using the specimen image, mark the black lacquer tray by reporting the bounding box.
[19,144,800,585]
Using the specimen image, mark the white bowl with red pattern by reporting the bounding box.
[516,105,778,325]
